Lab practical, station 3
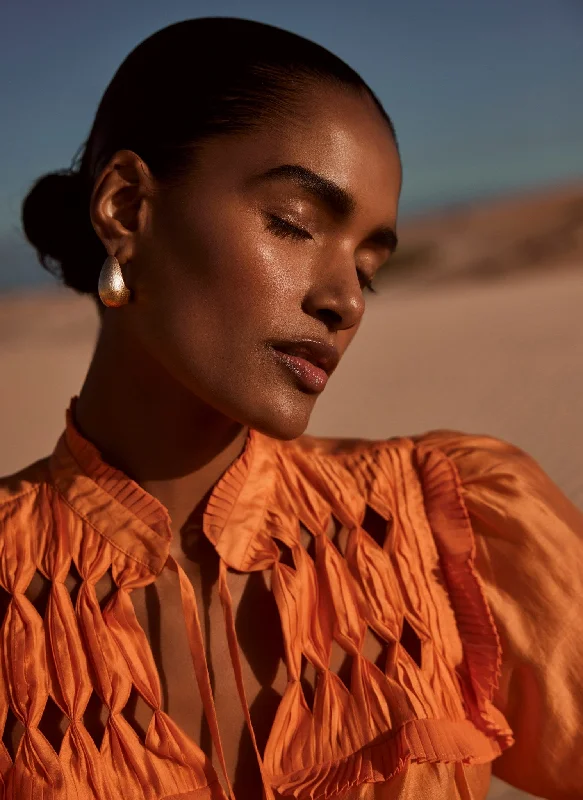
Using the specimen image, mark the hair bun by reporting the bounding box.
[21,170,104,293]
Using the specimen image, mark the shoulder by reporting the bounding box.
[284,430,415,468]
[410,428,536,480]
[288,427,523,462]
[284,427,579,528]
[280,431,416,503]
[411,429,582,528]
[409,430,583,620]
[285,427,528,487]
[0,457,52,525]
[286,427,548,520]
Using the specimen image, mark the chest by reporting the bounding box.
[15,485,468,800]
[131,552,286,795]
[126,519,395,796]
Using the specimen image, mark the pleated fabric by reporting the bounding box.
[0,400,582,799]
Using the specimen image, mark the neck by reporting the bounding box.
[74,319,249,535]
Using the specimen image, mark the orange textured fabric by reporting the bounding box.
[0,402,582,799]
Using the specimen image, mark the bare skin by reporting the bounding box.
[25,82,402,796]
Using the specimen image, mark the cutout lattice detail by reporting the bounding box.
[64,561,84,610]
[96,569,117,610]
[363,626,390,673]
[300,655,317,712]
[362,505,391,550]
[83,691,109,750]
[25,571,52,619]
[400,617,423,669]
[329,640,352,690]
[274,538,295,570]
[0,584,11,629]
[2,707,24,761]
[328,515,349,555]
[38,695,69,753]
[122,687,154,743]
[299,523,317,561]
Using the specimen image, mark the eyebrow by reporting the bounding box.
[249,163,399,253]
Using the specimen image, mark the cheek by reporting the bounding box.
[132,202,310,358]
[168,202,307,309]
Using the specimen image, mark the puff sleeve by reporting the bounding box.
[414,431,583,800]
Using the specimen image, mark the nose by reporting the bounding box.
[301,263,365,333]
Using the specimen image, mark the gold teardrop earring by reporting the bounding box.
[98,254,131,307]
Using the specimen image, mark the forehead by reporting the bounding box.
[282,86,401,216]
[278,83,400,177]
[194,84,402,221]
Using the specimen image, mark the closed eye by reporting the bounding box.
[264,213,313,241]
[265,213,378,293]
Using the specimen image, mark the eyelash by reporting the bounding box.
[265,213,312,241]
[264,213,378,294]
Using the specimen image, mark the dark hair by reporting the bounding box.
[22,17,397,295]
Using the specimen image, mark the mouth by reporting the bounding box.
[268,338,340,394]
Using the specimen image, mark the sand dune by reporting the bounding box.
[385,179,583,290]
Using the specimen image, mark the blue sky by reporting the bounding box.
[1,0,582,289]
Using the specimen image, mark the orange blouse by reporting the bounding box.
[1,402,582,800]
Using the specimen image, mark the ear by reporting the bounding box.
[90,149,154,264]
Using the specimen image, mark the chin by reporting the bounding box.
[243,394,316,441]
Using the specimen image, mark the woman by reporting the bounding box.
[3,16,582,800]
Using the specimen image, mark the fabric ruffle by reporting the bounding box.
[413,445,514,748]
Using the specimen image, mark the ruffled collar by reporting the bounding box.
[48,398,279,575]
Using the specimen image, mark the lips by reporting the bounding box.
[270,340,340,375]
[269,339,339,394]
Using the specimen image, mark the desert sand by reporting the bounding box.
[2,181,582,799]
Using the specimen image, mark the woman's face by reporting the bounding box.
[114,83,401,439]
